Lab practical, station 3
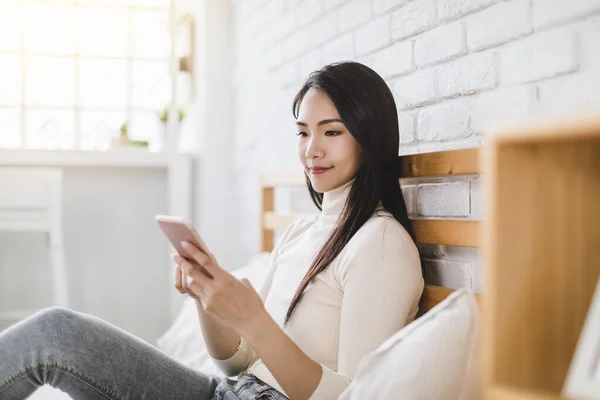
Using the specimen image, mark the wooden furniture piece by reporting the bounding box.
[483,113,600,400]
[0,167,68,322]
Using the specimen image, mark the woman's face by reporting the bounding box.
[296,88,362,193]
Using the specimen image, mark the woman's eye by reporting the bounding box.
[325,130,341,136]
[296,131,308,137]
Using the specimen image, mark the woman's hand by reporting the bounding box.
[173,261,187,295]
[172,241,267,336]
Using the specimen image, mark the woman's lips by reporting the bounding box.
[310,167,332,175]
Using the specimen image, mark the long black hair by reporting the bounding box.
[283,61,415,327]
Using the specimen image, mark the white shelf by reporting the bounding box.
[0,149,196,168]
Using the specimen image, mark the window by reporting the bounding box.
[0,0,172,151]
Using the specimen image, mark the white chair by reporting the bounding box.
[0,167,68,323]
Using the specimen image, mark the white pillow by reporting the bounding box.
[155,252,272,376]
[339,288,481,400]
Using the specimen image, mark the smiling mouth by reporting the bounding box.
[309,167,332,175]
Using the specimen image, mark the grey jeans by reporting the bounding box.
[0,307,288,400]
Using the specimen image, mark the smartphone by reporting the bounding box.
[155,215,213,278]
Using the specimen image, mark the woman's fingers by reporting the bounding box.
[173,263,186,294]
[180,242,218,279]
[174,255,214,301]
[172,253,186,294]
[179,257,212,286]
[182,268,208,301]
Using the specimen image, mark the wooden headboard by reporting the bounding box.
[260,148,483,313]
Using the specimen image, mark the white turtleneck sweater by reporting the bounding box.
[210,179,424,399]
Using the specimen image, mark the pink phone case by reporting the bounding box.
[155,215,213,278]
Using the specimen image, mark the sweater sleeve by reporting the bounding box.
[209,220,299,377]
[309,221,424,399]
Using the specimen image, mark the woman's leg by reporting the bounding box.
[0,307,222,400]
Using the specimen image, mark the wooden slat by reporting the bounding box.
[413,219,480,247]
[260,187,275,252]
[420,285,483,313]
[401,148,480,178]
[487,386,567,400]
[490,109,600,145]
[484,139,600,393]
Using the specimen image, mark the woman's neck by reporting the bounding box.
[321,179,355,217]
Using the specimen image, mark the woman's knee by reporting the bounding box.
[29,307,82,333]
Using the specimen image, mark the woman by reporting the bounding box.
[0,62,423,400]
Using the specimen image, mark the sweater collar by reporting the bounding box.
[321,178,355,217]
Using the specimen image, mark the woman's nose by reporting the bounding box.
[305,137,324,160]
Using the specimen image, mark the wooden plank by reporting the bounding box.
[260,187,275,252]
[484,139,600,392]
[490,109,600,145]
[420,285,483,313]
[487,386,567,400]
[401,148,480,178]
[413,219,480,247]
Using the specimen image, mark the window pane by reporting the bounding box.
[132,60,170,109]
[0,54,21,106]
[78,0,127,5]
[25,56,75,107]
[80,7,128,57]
[130,110,160,142]
[80,59,128,108]
[24,3,76,55]
[130,0,170,8]
[80,110,126,151]
[26,109,75,150]
[79,0,170,7]
[0,2,20,52]
[132,9,170,58]
[0,108,21,148]
[175,73,192,105]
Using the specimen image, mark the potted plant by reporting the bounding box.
[158,106,185,125]
[157,106,185,151]
[111,122,148,149]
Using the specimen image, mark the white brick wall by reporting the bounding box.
[392,0,437,40]
[438,52,497,97]
[465,0,532,52]
[471,86,538,133]
[228,0,600,291]
[355,14,391,55]
[414,22,466,67]
[371,39,413,78]
[500,29,578,85]
[417,180,471,217]
[438,0,497,22]
[533,0,600,29]
[393,69,437,109]
[339,0,373,32]
[417,98,471,141]
[398,110,417,144]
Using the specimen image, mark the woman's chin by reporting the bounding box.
[309,179,337,193]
